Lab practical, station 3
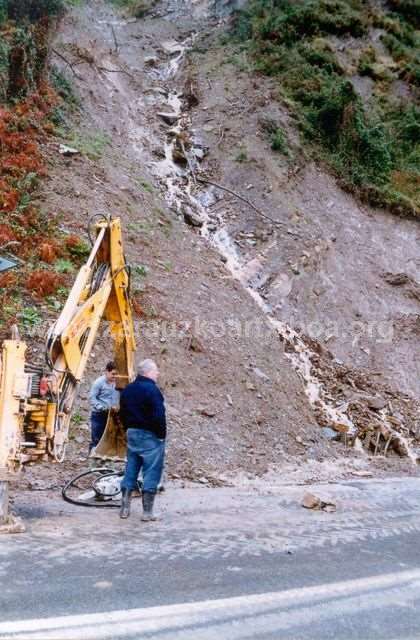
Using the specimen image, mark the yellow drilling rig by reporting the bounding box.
[0,216,136,527]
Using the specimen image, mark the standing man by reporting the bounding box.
[119,359,166,521]
[89,361,119,453]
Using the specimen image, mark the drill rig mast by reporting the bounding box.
[0,216,136,525]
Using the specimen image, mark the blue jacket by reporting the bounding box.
[120,376,166,440]
[89,375,119,413]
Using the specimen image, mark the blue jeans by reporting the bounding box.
[121,429,165,494]
[90,411,108,452]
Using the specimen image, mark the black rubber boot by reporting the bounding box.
[141,492,157,521]
[119,488,132,519]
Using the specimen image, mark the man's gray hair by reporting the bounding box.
[138,358,157,376]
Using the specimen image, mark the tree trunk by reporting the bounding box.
[7,43,29,99]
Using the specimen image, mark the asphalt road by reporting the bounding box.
[1,478,420,639]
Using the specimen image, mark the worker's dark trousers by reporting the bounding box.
[121,428,165,494]
[89,411,108,452]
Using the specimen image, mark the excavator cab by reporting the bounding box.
[0,216,136,524]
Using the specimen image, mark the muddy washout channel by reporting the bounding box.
[132,14,419,465]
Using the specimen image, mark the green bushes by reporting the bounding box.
[108,0,156,17]
[0,0,70,100]
[393,104,420,148]
[358,46,376,76]
[2,0,65,22]
[388,0,420,27]
[299,39,342,74]
[232,0,419,214]
[11,0,64,21]
[50,66,79,109]
[293,74,393,186]
[235,0,366,46]
[301,78,356,144]
[270,127,288,154]
[335,107,393,186]
[375,9,420,87]
[382,31,420,86]
[0,1,6,24]
[386,103,420,172]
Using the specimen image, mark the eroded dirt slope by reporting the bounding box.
[26,0,325,488]
[17,0,420,491]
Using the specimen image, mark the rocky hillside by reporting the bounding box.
[2,0,420,488]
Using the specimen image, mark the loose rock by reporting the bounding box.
[183,207,204,227]
[198,407,216,418]
[367,395,387,411]
[253,367,270,382]
[144,56,158,66]
[59,144,79,156]
[383,272,410,286]
[157,112,178,126]
[322,427,340,440]
[302,492,336,512]
[161,40,184,55]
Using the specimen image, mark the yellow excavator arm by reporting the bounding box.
[0,217,136,511]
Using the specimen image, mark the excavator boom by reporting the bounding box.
[0,217,136,525]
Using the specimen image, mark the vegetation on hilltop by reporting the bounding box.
[107,0,157,18]
[233,0,419,216]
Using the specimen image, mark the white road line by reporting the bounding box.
[2,569,420,639]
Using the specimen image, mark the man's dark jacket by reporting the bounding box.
[120,375,166,439]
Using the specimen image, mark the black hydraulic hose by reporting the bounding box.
[90,262,109,295]
[62,468,122,508]
[125,263,131,299]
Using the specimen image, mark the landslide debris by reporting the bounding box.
[5,0,420,494]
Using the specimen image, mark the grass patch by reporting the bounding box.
[71,411,84,425]
[65,235,90,259]
[67,130,111,160]
[108,0,156,18]
[226,50,253,72]
[54,258,74,273]
[17,306,42,329]
[388,0,420,28]
[270,127,289,154]
[161,260,172,272]
[133,264,148,277]
[50,66,80,109]
[56,285,69,298]
[136,178,154,193]
[45,295,63,311]
[235,146,248,162]
[135,220,154,235]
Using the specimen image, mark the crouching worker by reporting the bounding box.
[119,359,166,521]
[89,361,119,454]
